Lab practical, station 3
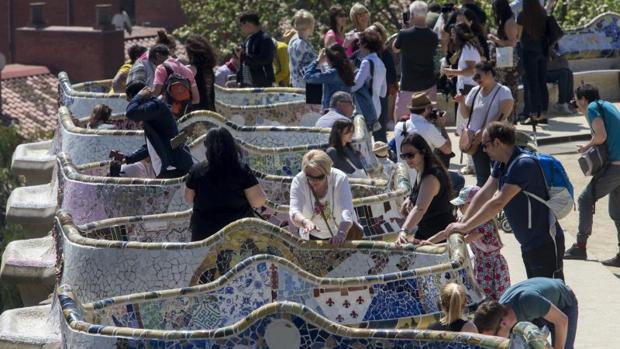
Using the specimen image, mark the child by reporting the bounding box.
[428,282,477,332]
[424,185,510,301]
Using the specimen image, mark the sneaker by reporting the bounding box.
[564,244,588,260]
[601,254,620,267]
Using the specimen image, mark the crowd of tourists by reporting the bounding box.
[93,1,620,348]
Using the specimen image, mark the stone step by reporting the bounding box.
[10,140,55,186]
[0,236,56,306]
[0,305,60,349]
[5,183,57,238]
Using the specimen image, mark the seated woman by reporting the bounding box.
[289,149,359,244]
[87,104,115,130]
[185,127,267,242]
[428,283,478,332]
[326,119,367,178]
[397,134,455,244]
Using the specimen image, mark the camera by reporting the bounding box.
[429,108,445,121]
[402,11,410,26]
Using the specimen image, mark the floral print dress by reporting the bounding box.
[469,220,511,300]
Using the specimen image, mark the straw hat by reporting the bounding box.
[407,92,434,111]
[373,141,389,158]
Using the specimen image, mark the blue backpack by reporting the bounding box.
[507,151,574,225]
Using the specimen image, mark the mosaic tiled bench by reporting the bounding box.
[58,72,128,117]
[558,12,620,62]
[56,229,484,327]
[214,85,323,126]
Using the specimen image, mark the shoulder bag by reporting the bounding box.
[578,102,609,176]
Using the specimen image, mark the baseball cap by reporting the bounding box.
[450,185,481,206]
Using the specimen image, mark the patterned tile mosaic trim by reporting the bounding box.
[59,292,549,348]
[558,12,620,60]
[58,208,452,302]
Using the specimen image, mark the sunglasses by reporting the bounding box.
[306,173,326,181]
[399,151,419,160]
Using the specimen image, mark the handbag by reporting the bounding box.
[495,46,514,68]
[305,83,323,105]
[578,102,609,176]
[309,183,364,241]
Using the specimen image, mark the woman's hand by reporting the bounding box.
[395,231,409,246]
[302,219,318,234]
[453,94,465,103]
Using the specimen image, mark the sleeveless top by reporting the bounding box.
[428,319,468,332]
[410,167,455,240]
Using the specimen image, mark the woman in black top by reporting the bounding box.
[396,134,455,243]
[185,35,217,112]
[326,119,367,178]
[185,127,267,241]
[428,283,477,332]
[517,0,549,125]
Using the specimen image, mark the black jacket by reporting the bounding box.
[125,95,193,176]
[237,30,276,87]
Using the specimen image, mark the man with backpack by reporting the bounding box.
[153,54,200,118]
[564,84,620,267]
[442,122,568,280]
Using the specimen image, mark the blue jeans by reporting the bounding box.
[472,147,491,187]
[373,96,388,142]
[522,49,548,115]
[543,289,578,349]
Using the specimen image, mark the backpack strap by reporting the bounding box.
[163,63,174,79]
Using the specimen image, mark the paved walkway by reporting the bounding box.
[445,105,620,348]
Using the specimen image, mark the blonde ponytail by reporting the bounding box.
[439,283,467,325]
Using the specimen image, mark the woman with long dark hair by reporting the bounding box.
[489,0,519,123]
[456,8,489,60]
[324,5,347,48]
[185,35,217,111]
[518,0,549,124]
[303,44,354,111]
[185,127,267,241]
[326,119,366,178]
[396,134,455,243]
[443,23,484,134]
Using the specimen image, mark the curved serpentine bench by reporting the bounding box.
[56,233,484,328]
[214,85,323,126]
[58,72,127,117]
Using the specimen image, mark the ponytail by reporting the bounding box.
[439,283,467,325]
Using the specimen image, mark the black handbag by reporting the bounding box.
[305,83,323,105]
[578,102,609,176]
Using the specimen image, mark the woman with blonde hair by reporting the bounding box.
[344,3,370,56]
[288,9,317,88]
[428,283,477,332]
[289,149,359,243]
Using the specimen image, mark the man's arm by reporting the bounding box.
[580,117,607,152]
[458,183,521,232]
[126,95,161,122]
[461,176,498,221]
[125,144,149,164]
[543,303,568,349]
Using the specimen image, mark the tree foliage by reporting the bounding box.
[176,0,620,57]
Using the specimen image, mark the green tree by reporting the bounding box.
[176,0,407,55]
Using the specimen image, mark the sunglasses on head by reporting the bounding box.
[306,173,326,181]
[399,151,418,160]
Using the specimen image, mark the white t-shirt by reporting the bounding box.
[457,44,481,91]
[465,83,513,132]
